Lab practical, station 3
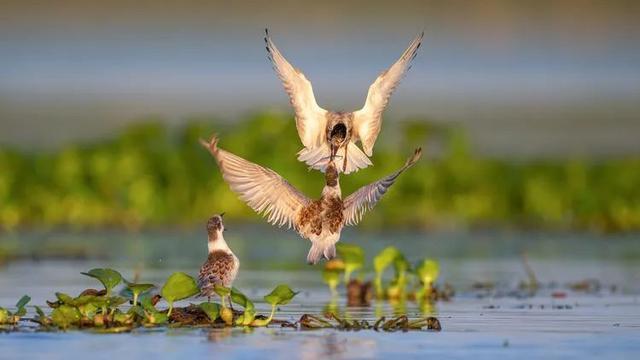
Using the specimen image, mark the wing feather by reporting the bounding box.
[353,32,424,156]
[343,148,422,226]
[265,29,327,148]
[200,135,310,228]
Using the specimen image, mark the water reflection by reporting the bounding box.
[206,327,232,343]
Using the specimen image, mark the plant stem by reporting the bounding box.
[167,303,173,317]
[133,293,139,307]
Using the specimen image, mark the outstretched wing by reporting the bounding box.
[200,135,310,228]
[265,29,327,149]
[353,32,424,156]
[343,148,422,226]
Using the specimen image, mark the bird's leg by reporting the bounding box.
[227,296,234,311]
[208,296,211,303]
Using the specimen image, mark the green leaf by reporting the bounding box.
[81,268,122,294]
[51,305,81,329]
[199,302,220,323]
[124,279,155,296]
[213,284,231,297]
[0,308,9,324]
[14,295,31,316]
[336,243,365,270]
[374,246,401,274]
[161,272,199,303]
[393,253,411,275]
[230,288,256,325]
[416,259,440,284]
[55,292,75,305]
[263,284,298,306]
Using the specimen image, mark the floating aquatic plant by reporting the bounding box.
[336,243,364,283]
[386,253,411,300]
[81,268,122,297]
[213,285,234,325]
[373,246,401,299]
[198,302,221,323]
[161,272,200,317]
[322,259,345,296]
[0,295,30,325]
[124,279,155,307]
[416,259,440,300]
[252,284,298,327]
[230,287,256,326]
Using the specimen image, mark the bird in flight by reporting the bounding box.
[264,29,424,174]
[200,134,422,264]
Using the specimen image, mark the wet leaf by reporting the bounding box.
[14,295,30,317]
[264,284,298,306]
[161,272,199,303]
[124,280,155,297]
[373,246,401,274]
[199,302,220,323]
[81,268,122,295]
[213,285,231,297]
[416,259,440,285]
[51,305,81,329]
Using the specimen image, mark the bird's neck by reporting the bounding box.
[208,231,231,254]
[322,181,341,199]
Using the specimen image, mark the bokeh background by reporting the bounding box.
[1,0,640,238]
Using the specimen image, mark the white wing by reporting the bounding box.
[265,29,327,149]
[200,135,310,228]
[343,148,422,226]
[353,32,424,156]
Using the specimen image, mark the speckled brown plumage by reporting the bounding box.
[198,250,237,296]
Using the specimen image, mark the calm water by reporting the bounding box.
[1,228,640,359]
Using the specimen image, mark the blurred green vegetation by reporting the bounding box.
[1,112,639,233]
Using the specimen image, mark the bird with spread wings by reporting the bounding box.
[265,29,424,174]
[200,134,422,264]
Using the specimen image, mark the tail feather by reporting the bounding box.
[297,143,372,174]
[307,243,324,265]
[323,244,336,260]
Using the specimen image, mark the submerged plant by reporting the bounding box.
[81,268,123,297]
[252,284,298,326]
[161,272,200,317]
[373,246,401,299]
[0,295,30,325]
[336,243,365,283]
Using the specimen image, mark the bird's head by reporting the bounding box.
[206,213,225,239]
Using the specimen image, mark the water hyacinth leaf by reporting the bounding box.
[199,302,221,323]
[374,246,401,274]
[55,292,74,305]
[51,305,81,329]
[81,268,123,295]
[213,285,231,297]
[124,280,155,306]
[417,259,440,284]
[230,288,257,325]
[161,272,200,303]
[336,244,365,282]
[0,308,9,324]
[264,284,298,306]
[14,295,31,316]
